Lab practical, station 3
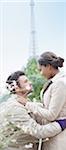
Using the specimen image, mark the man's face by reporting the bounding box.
[17,75,33,94]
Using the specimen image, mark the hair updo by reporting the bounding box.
[38,51,64,69]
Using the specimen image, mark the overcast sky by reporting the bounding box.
[0,0,66,87]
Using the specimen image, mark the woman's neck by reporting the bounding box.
[50,69,59,79]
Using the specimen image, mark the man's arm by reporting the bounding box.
[7,104,61,139]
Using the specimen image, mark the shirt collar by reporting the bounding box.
[51,71,65,82]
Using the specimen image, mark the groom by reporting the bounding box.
[0,71,61,150]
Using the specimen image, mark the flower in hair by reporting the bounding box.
[6,80,17,93]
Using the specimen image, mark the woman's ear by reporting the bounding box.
[46,64,51,69]
[48,64,52,70]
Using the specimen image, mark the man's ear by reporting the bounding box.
[16,81,21,88]
[15,86,20,93]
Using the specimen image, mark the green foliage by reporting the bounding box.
[25,57,39,75]
[24,57,46,101]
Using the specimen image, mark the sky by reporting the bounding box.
[0,0,66,88]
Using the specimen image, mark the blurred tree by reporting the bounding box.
[24,57,46,101]
[0,89,11,103]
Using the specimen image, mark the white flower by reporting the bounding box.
[6,80,17,92]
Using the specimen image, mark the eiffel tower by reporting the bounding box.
[29,0,37,58]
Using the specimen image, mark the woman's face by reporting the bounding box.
[38,64,52,79]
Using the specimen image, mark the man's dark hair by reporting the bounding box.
[6,71,25,87]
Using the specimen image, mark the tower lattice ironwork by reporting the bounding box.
[29,0,36,58]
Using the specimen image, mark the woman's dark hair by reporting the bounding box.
[38,51,64,69]
[6,71,25,87]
